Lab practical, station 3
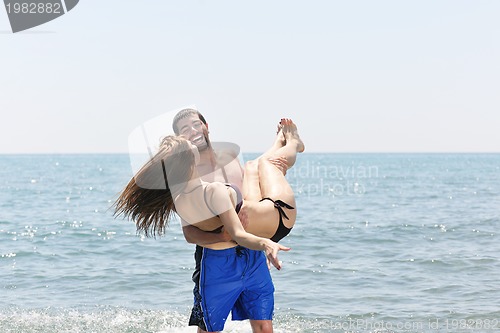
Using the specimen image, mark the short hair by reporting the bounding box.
[172,108,207,135]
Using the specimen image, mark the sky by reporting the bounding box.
[1,0,499,154]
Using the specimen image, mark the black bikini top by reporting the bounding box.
[203,183,243,216]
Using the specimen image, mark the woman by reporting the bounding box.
[238,118,305,243]
[114,118,304,332]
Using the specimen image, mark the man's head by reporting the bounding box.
[172,109,210,151]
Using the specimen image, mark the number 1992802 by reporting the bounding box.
[5,2,62,14]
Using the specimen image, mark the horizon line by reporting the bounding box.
[1,151,499,155]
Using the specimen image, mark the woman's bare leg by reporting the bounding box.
[243,122,289,201]
[260,123,286,158]
[271,123,286,151]
[242,118,303,200]
[257,157,296,227]
[240,119,302,236]
[258,158,295,205]
[242,160,262,201]
[264,118,304,169]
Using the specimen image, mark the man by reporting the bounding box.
[172,108,284,333]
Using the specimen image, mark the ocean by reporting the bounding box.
[1,153,499,333]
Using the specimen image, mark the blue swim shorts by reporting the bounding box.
[192,246,275,332]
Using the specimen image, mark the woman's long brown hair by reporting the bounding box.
[114,136,194,237]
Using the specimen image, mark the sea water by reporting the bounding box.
[1,153,499,333]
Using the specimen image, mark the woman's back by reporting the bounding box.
[175,181,240,250]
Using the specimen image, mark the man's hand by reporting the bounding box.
[219,227,233,242]
[183,223,233,245]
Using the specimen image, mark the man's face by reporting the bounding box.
[176,115,209,151]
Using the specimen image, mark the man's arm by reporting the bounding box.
[182,221,232,245]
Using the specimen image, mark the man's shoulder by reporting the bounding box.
[212,142,240,160]
[216,149,238,160]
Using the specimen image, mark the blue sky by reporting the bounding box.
[1,1,499,153]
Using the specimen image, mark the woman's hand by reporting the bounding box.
[267,156,288,175]
[262,239,290,270]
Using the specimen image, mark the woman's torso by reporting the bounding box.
[176,182,296,248]
[175,182,240,250]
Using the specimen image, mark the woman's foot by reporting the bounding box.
[271,122,286,152]
[280,118,305,153]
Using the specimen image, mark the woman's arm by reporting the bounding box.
[219,209,290,270]
[206,183,290,269]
